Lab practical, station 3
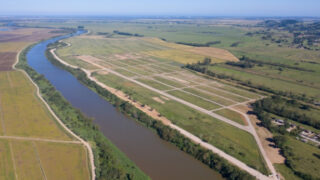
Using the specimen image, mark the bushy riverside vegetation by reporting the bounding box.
[45,44,256,180]
[18,45,149,180]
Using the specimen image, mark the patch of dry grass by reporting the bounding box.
[0,139,15,180]
[188,47,239,62]
[0,71,72,140]
[35,142,90,180]
[10,140,43,180]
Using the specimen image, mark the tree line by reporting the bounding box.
[252,96,320,130]
[176,41,221,47]
[113,30,144,37]
[184,58,314,103]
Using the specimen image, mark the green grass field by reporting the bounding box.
[94,73,268,173]
[215,109,246,125]
[208,65,320,100]
[168,90,221,110]
[282,137,320,179]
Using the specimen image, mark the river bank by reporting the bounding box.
[45,36,255,179]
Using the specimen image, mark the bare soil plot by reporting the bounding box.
[152,97,165,104]
[0,28,62,43]
[0,71,72,140]
[35,142,90,180]
[0,52,17,71]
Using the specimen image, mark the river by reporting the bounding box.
[26,31,223,180]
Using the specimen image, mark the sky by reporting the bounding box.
[1,0,320,17]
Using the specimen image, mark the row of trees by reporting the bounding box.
[184,59,314,103]
[113,30,144,37]
[239,56,314,72]
[252,96,320,130]
[45,43,255,180]
[176,41,221,47]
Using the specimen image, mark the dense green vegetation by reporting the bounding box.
[113,30,144,37]
[252,96,320,130]
[176,41,221,47]
[273,135,320,180]
[18,45,149,180]
[44,43,257,180]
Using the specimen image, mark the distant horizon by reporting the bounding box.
[1,14,320,19]
[1,0,320,17]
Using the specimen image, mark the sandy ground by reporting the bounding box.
[234,105,285,164]
[97,70,109,75]
[152,97,165,104]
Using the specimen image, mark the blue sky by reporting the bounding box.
[1,0,320,16]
